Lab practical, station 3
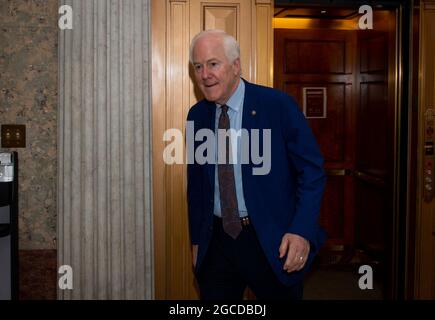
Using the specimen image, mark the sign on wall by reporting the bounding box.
[302,87,327,119]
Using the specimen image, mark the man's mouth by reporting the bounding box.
[204,83,218,88]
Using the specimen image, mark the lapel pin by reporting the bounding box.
[251,110,256,116]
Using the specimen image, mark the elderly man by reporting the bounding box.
[186,29,326,300]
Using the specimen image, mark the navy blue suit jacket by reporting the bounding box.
[186,79,326,286]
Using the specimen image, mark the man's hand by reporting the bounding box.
[192,245,198,268]
[279,233,310,273]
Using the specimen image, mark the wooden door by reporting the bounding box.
[274,29,357,251]
[354,26,396,297]
[151,0,273,299]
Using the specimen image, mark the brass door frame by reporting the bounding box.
[413,0,435,299]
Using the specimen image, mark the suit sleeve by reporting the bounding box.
[186,109,202,245]
[280,94,326,252]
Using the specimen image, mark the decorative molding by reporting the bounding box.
[203,6,238,37]
[165,0,194,299]
[254,1,273,86]
[151,0,168,301]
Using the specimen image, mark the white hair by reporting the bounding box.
[189,29,240,64]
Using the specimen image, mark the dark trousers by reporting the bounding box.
[196,216,303,300]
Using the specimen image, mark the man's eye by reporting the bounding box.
[194,65,202,71]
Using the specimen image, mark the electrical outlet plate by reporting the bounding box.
[1,125,26,148]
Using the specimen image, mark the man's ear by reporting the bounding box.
[233,58,241,75]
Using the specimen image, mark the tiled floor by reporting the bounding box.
[303,250,384,300]
[304,264,383,300]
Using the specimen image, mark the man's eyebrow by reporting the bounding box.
[193,58,221,64]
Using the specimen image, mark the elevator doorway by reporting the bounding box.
[273,3,400,299]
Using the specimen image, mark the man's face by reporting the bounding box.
[192,35,241,105]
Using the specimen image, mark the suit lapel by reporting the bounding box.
[241,80,258,183]
[241,79,257,132]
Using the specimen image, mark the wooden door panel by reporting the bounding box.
[357,32,389,178]
[360,35,387,73]
[355,180,387,253]
[320,176,345,240]
[358,81,389,176]
[283,40,346,74]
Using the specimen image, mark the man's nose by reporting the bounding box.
[201,66,210,79]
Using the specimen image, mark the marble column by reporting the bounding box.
[58,0,153,299]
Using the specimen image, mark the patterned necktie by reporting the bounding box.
[218,105,242,239]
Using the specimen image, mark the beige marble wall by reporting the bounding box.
[0,0,58,250]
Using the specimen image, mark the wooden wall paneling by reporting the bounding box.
[166,0,195,299]
[153,0,273,299]
[415,1,435,299]
[152,0,196,300]
[151,0,167,300]
[253,0,273,87]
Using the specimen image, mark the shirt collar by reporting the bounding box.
[216,78,244,113]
